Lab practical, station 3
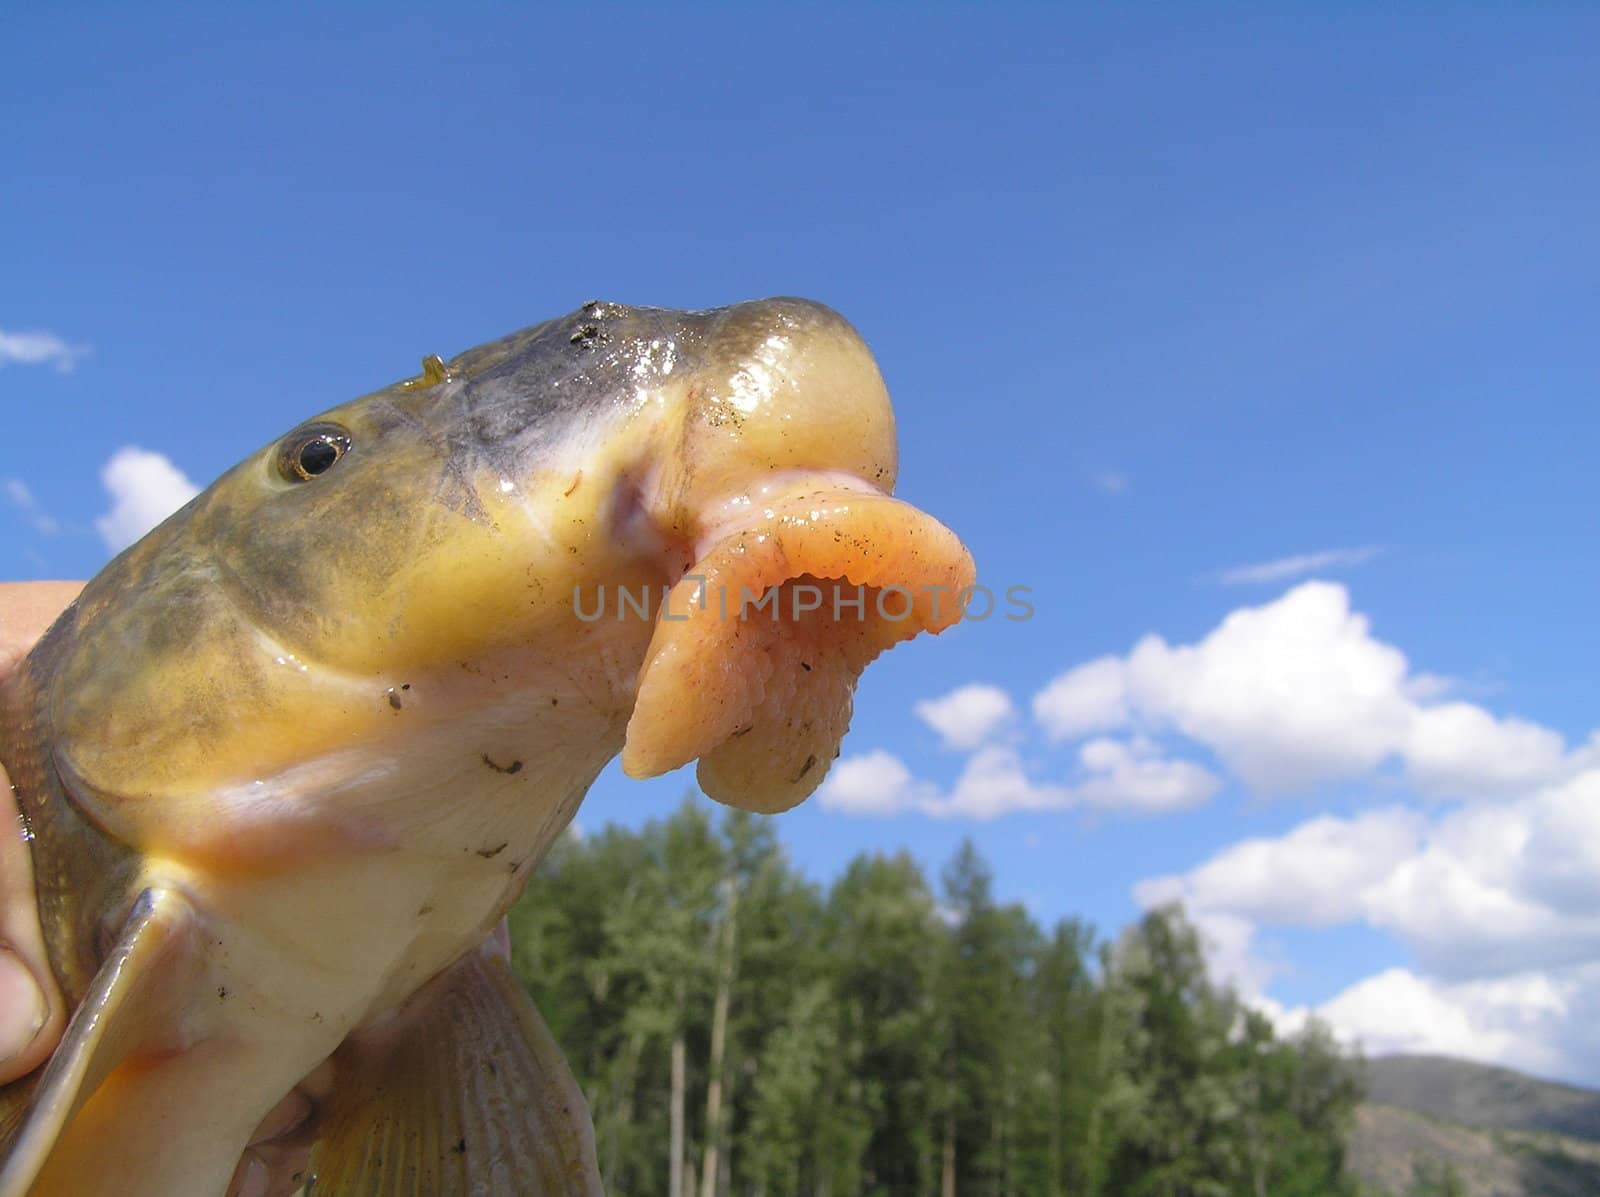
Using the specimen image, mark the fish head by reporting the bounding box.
[48,298,973,866]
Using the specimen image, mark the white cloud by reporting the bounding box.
[1358,786,1600,979]
[926,745,1074,819]
[1139,762,1600,1078]
[1137,808,1426,927]
[818,746,1073,821]
[914,684,1015,750]
[1122,583,1414,791]
[94,447,201,552]
[1520,768,1600,911]
[1032,581,1584,799]
[862,581,1583,826]
[1075,737,1220,813]
[1309,965,1594,1082]
[820,739,1218,821]
[1136,808,1427,1003]
[1135,774,1600,1080]
[1215,546,1380,586]
[1145,781,1600,984]
[0,328,89,373]
[1404,702,1566,794]
[3,478,60,535]
[1092,470,1128,495]
[1033,656,1130,742]
[817,750,925,816]
[1254,969,1567,1080]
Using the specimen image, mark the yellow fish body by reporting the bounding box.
[0,298,974,1195]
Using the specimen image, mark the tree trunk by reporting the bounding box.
[700,879,738,1197]
[1048,1036,1063,1197]
[670,1033,687,1197]
[1083,996,1115,1197]
[941,1106,956,1197]
[603,1030,644,1187]
[992,1102,1005,1197]
[1250,1065,1269,1197]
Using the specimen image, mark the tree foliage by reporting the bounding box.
[508,803,1367,1196]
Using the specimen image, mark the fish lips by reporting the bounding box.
[621,474,975,813]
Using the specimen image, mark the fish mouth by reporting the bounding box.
[620,473,975,813]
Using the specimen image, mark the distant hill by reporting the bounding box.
[1365,1055,1600,1143]
[1349,1055,1600,1197]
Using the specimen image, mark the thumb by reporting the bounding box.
[0,759,66,1084]
[0,948,47,1080]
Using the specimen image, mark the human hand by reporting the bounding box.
[0,581,81,1085]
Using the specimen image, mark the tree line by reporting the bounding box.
[508,798,1403,1196]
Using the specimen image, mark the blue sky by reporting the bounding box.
[6,7,1600,1082]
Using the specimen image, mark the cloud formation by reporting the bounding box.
[0,328,89,373]
[915,684,1016,750]
[1034,581,1584,797]
[95,447,201,552]
[827,579,1600,1079]
[819,739,1217,820]
[1136,808,1427,928]
[1324,965,1597,1080]
[3,478,61,536]
[835,582,1592,822]
[1214,546,1379,585]
[1140,770,1600,1080]
[819,751,928,817]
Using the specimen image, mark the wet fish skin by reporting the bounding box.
[0,297,965,1196]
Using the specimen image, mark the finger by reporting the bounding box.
[0,767,67,1084]
[0,948,46,1066]
[226,1058,334,1197]
[227,1089,314,1197]
[0,583,82,1082]
[0,581,83,676]
[489,917,511,962]
[227,1137,313,1197]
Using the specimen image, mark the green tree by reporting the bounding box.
[1229,1010,1362,1197]
[933,839,1041,1197]
[506,808,1368,1197]
[1405,1158,1469,1197]
[1029,919,1101,1197]
[827,852,944,1194]
[1101,905,1248,1197]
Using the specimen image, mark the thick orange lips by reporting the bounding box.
[621,476,976,812]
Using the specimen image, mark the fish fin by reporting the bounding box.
[0,1074,40,1158]
[306,942,602,1196]
[0,887,196,1197]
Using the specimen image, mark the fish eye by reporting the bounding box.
[278,424,352,482]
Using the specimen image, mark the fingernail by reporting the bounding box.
[0,952,46,1059]
[232,1153,271,1197]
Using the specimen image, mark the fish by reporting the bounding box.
[0,297,975,1196]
